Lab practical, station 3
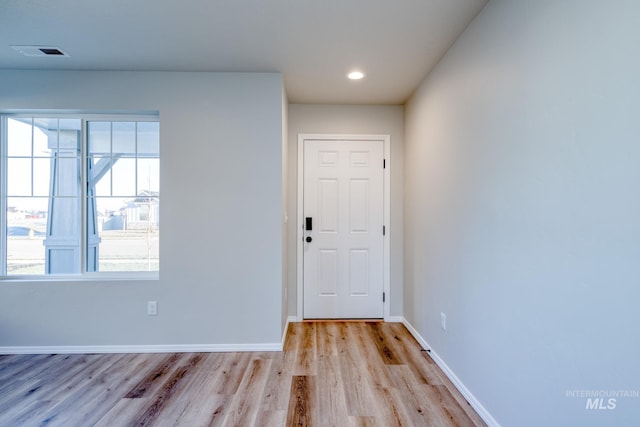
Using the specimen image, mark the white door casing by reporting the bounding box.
[297,134,390,319]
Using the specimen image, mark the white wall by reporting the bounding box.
[404,1,640,425]
[0,71,285,348]
[288,104,404,318]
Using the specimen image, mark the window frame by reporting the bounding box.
[0,112,160,281]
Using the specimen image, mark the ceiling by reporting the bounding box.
[0,0,488,105]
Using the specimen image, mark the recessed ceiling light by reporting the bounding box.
[347,71,365,80]
[10,45,70,57]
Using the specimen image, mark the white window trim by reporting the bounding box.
[0,112,160,281]
[0,115,7,276]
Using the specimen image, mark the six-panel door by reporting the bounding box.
[303,139,384,319]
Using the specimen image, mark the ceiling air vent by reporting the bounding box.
[10,45,70,57]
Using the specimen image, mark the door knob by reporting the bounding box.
[306,236,313,243]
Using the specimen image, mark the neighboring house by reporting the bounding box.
[7,206,25,221]
[124,190,160,230]
[99,191,159,232]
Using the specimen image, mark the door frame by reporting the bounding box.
[297,134,391,320]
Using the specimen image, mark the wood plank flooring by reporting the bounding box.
[0,322,486,427]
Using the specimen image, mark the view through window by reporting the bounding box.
[2,115,159,276]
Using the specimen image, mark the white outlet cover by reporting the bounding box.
[148,301,158,316]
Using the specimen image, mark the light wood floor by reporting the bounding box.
[0,322,486,426]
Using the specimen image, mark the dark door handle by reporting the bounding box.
[306,236,313,243]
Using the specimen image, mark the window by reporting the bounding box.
[1,114,159,278]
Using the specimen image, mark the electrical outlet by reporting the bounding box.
[440,312,446,331]
[148,301,158,316]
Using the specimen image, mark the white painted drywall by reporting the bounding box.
[0,71,284,347]
[404,1,640,425]
[288,104,404,318]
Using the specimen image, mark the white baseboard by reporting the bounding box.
[282,315,297,348]
[384,316,405,323]
[401,317,431,350]
[401,318,500,427]
[0,342,282,355]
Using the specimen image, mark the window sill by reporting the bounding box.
[0,272,159,283]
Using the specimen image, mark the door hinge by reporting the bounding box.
[383,159,386,169]
[383,292,386,303]
[383,225,386,236]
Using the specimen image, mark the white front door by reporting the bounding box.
[303,138,384,319]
